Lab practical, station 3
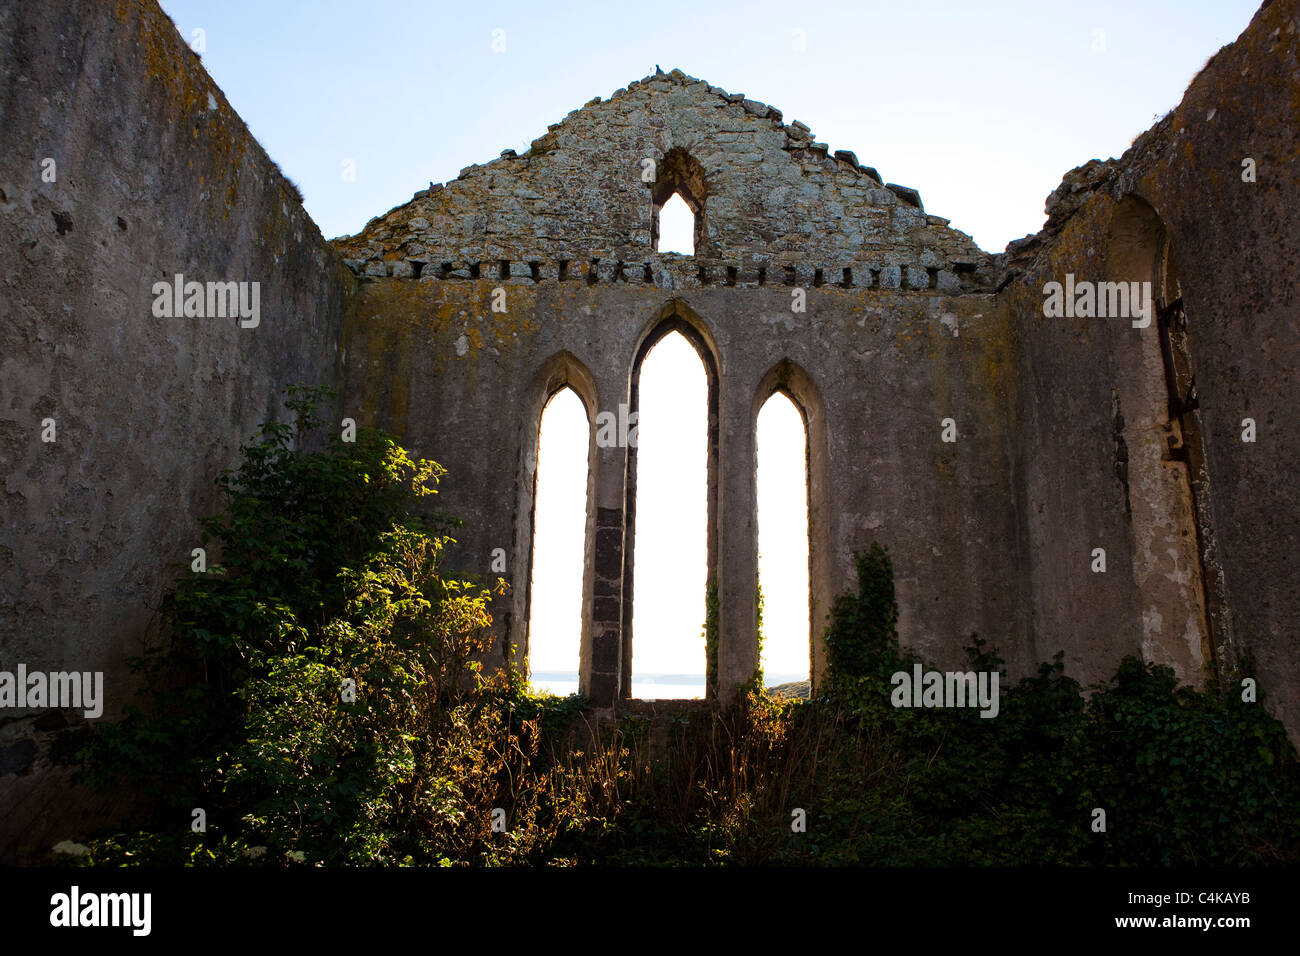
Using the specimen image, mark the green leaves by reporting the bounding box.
[825,543,903,688]
[82,422,1300,867]
[814,545,1300,866]
[83,383,528,865]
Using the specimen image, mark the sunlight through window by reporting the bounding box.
[630,331,708,698]
[657,192,695,256]
[757,391,811,688]
[527,387,589,696]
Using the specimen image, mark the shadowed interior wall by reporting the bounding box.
[0,0,352,859]
[340,279,1020,706]
[1000,0,1300,740]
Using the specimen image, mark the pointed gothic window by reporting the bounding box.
[628,330,709,698]
[756,391,812,688]
[526,386,590,696]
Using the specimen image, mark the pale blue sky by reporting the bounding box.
[160,0,1260,252]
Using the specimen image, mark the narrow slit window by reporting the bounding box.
[527,387,589,696]
[630,331,708,698]
[757,391,812,691]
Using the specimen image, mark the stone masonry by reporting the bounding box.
[1,0,1298,859]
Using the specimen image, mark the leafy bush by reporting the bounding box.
[77,410,1300,867]
[83,386,575,865]
[813,542,1300,865]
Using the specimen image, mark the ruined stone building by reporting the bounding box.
[2,0,1298,858]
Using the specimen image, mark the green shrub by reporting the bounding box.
[78,425,1300,868]
[815,542,1300,865]
[81,385,577,866]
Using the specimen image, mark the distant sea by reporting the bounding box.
[529,671,808,699]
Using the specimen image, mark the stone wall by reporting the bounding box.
[341,276,1020,707]
[330,66,1024,712]
[333,69,996,294]
[0,0,352,859]
[3,0,1297,861]
[335,2,1300,746]
[999,0,1300,738]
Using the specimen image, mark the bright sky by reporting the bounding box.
[157,0,1263,690]
[658,195,695,255]
[627,334,710,678]
[756,393,812,678]
[526,388,589,674]
[159,0,1258,252]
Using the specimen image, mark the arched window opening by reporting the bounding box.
[526,386,590,696]
[650,147,707,257]
[656,193,695,256]
[629,330,709,699]
[757,391,812,691]
[1107,195,1228,679]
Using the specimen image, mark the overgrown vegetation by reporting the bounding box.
[75,389,1300,866]
[703,577,718,700]
[82,385,545,865]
